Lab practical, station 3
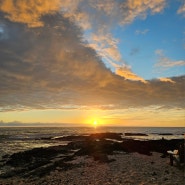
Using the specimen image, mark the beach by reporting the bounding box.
[0,0,184,184]
[0,132,184,185]
[0,152,184,185]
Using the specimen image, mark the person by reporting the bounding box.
[168,143,184,166]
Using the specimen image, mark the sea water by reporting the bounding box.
[0,127,184,159]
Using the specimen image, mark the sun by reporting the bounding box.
[86,118,102,128]
[93,120,98,127]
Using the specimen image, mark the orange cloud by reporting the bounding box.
[0,0,61,27]
[120,0,166,24]
[115,66,147,83]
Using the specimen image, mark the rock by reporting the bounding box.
[89,132,123,140]
[121,140,152,155]
[67,140,86,150]
[0,133,183,179]
[125,133,148,136]
[53,135,89,141]
[92,152,109,163]
[158,133,173,135]
[5,145,71,167]
[152,171,157,176]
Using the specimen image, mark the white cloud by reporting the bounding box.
[88,32,121,66]
[155,49,185,68]
[158,77,175,83]
[135,29,149,35]
[177,3,185,17]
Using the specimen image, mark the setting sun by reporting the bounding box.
[93,120,98,127]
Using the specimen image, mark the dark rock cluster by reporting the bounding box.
[0,132,183,178]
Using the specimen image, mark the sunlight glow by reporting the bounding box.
[93,120,98,128]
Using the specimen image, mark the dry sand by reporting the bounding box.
[0,152,184,185]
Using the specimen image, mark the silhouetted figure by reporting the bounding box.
[168,143,184,166]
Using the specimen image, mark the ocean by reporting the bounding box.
[0,127,184,160]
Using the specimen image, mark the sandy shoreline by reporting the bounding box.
[0,152,184,185]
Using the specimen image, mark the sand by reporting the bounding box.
[0,152,184,185]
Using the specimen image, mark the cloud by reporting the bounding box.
[177,2,185,17]
[0,0,62,27]
[0,0,167,81]
[115,65,147,83]
[130,48,140,56]
[0,120,71,127]
[119,0,166,25]
[0,12,118,111]
[155,49,185,68]
[158,77,175,83]
[59,0,167,76]
[87,32,121,66]
[0,1,184,112]
[135,29,149,35]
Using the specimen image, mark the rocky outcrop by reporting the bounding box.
[0,133,183,179]
[125,133,148,136]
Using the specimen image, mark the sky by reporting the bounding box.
[0,0,184,127]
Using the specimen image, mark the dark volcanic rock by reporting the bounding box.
[120,138,184,156]
[1,132,183,179]
[53,135,89,141]
[92,152,109,163]
[158,133,173,135]
[5,145,71,167]
[121,140,152,155]
[53,132,123,141]
[75,139,116,156]
[125,133,148,136]
[89,132,123,140]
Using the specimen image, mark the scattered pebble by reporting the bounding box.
[0,153,184,185]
